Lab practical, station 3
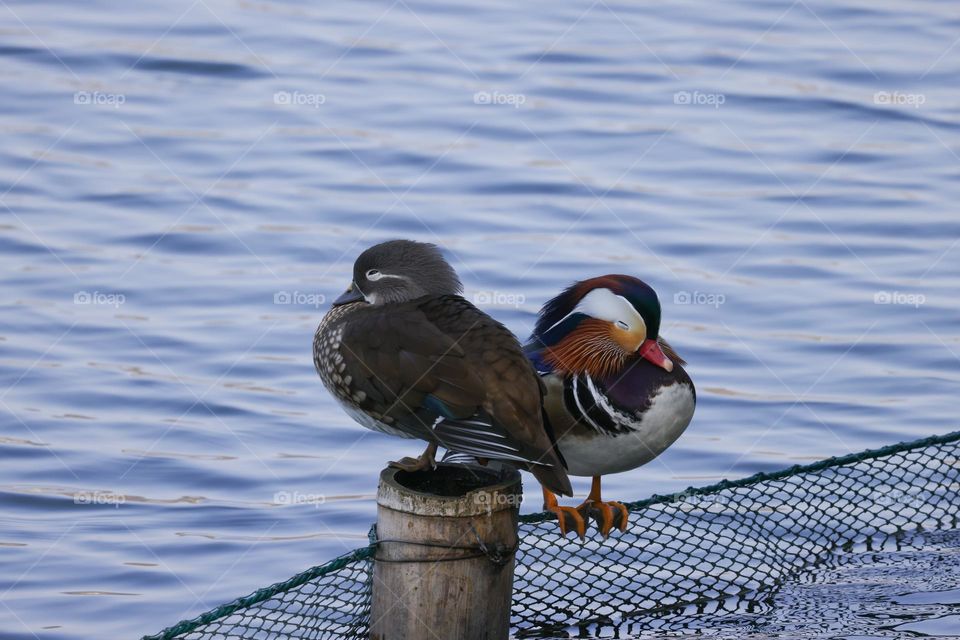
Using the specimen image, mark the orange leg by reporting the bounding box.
[576,476,629,538]
[542,486,586,539]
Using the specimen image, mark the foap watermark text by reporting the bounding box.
[75,291,125,307]
[274,91,326,108]
[874,91,925,109]
[674,90,725,109]
[674,290,725,308]
[874,291,925,308]
[274,291,326,308]
[74,91,125,109]
[274,490,326,507]
[75,491,126,507]
[473,290,525,308]
[474,91,526,108]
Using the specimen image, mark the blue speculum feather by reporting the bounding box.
[423,394,460,419]
[522,343,553,374]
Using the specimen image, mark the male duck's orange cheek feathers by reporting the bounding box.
[610,322,646,353]
[542,320,627,378]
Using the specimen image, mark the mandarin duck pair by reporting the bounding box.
[313,240,695,538]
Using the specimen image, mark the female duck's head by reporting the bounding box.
[333,240,462,306]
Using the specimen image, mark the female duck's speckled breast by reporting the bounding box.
[313,302,411,438]
[313,303,352,400]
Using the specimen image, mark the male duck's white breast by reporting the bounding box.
[560,380,696,477]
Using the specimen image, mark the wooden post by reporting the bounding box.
[369,463,521,640]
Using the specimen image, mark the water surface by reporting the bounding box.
[1,0,958,637]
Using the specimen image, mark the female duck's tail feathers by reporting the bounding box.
[531,406,572,496]
[530,461,573,497]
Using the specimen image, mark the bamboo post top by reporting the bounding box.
[377,463,522,517]
[371,463,522,640]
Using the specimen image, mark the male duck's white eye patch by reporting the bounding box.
[575,288,645,333]
[366,269,382,281]
[543,287,647,336]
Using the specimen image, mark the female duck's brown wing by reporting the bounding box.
[335,303,486,433]
[337,298,571,496]
[416,296,572,495]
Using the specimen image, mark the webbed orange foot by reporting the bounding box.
[547,504,587,539]
[576,476,630,538]
[542,486,586,539]
[577,499,629,537]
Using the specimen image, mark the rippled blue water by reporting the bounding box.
[1,0,958,638]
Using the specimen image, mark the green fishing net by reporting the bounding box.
[144,430,960,639]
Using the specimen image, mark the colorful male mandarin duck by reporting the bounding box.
[313,240,572,497]
[525,275,696,538]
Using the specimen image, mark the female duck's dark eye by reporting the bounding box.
[366,269,381,281]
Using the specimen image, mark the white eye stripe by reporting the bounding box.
[544,288,645,334]
[578,289,645,331]
[365,269,406,283]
